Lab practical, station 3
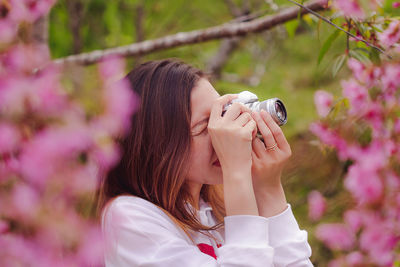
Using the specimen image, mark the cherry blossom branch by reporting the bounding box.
[286,0,391,59]
[53,0,326,66]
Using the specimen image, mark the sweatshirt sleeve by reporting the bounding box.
[268,204,313,267]
[102,197,274,267]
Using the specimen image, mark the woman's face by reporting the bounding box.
[186,78,223,187]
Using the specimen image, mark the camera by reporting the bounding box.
[223,91,287,126]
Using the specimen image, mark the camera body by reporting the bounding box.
[223,91,287,126]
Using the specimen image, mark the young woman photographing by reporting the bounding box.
[97,59,313,266]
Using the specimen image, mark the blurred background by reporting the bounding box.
[47,0,399,265]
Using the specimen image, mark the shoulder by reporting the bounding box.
[101,195,188,240]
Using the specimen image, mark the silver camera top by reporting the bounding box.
[223,91,287,126]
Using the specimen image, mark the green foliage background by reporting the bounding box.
[48,0,399,264]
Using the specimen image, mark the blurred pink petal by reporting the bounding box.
[20,126,92,187]
[309,123,350,160]
[99,57,138,136]
[11,183,40,219]
[308,190,326,221]
[314,90,333,117]
[341,79,369,115]
[394,118,400,134]
[381,63,400,94]
[344,210,363,232]
[0,219,9,234]
[345,251,364,265]
[8,0,56,23]
[77,226,104,266]
[316,223,355,250]
[360,225,397,265]
[347,58,380,88]
[1,44,50,73]
[344,164,383,205]
[334,0,365,19]
[0,123,20,154]
[393,2,400,8]
[378,20,400,48]
[0,20,16,44]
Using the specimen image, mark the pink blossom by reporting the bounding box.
[314,90,333,117]
[31,67,68,115]
[76,226,104,266]
[347,58,364,81]
[347,58,380,88]
[8,0,56,23]
[316,223,355,250]
[19,126,92,187]
[334,0,365,19]
[394,119,400,134]
[360,225,397,265]
[381,63,400,94]
[98,57,138,136]
[309,123,350,160]
[378,20,400,48]
[0,20,16,44]
[344,164,383,204]
[0,156,20,181]
[0,123,20,154]
[344,210,363,232]
[0,220,9,234]
[91,137,121,171]
[1,44,50,73]
[11,183,40,219]
[341,79,369,115]
[393,2,400,8]
[364,102,384,135]
[0,77,30,115]
[345,251,364,265]
[357,140,387,171]
[308,190,326,221]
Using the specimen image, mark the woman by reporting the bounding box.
[98,59,313,266]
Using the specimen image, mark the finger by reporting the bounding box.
[235,112,252,126]
[242,119,256,136]
[251,111,276,148]
[223,102,251,121]
[252,137,265,159]
[260,110,291,153]
[210,94,237,122]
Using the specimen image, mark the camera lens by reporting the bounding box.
[275,100,287,122]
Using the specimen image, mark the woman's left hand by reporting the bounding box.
[251,110,292,194]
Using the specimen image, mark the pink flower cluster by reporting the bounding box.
[0,3,137,266]
[309,16,400,265]
[333,0,385,20]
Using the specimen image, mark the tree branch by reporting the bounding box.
[53,0,326,66]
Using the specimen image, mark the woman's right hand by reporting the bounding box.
[208,94,259,216]
[208,94,257,175]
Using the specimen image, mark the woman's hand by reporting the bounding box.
[208,95,259,216]
[251,110,292,216]
[208,95,257,175]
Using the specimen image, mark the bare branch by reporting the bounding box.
[207,0,248,79]
[207,37,242,79]
[66,0,84,54]
[53,0,326,66]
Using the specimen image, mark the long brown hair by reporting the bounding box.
[96,59,225,240]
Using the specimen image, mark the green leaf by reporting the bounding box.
[349,49,371,63]
[332,54,347,78]
[318,29,341,66]
[369,48,381,65]
[285,20,299,38]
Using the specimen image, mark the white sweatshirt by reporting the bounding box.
[102,195,313,267]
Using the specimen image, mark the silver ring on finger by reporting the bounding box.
[266,143,278,151]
